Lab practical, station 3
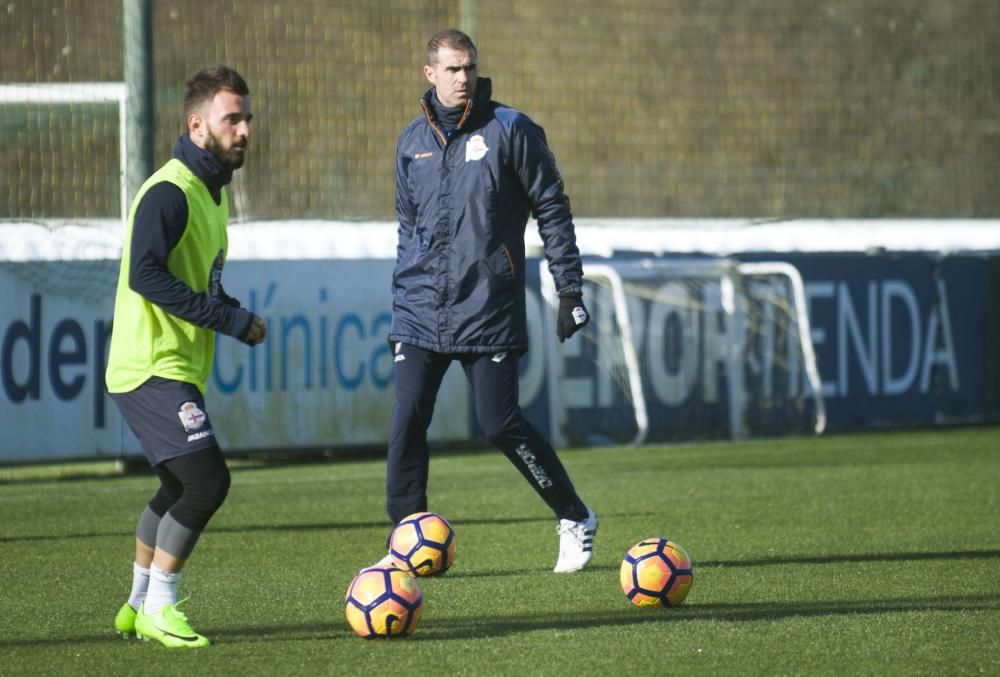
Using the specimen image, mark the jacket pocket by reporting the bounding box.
[488,244,516,283]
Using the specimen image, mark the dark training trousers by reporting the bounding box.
[110,376,219,466]
[386,343,587,524]
[112,377,231,557]
[148,445,231,531]
[140,445,231,558]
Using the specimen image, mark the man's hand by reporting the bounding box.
[244,314,268,345]
[556,293,590,342]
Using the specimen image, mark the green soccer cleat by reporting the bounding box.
[114,603,137,639]
[135,600,210,648]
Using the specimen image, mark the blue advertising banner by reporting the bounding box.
[737,252,988,429]
[2,250,995,461]
[513,251,995,446]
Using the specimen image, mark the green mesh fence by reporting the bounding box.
[2,0,999,221]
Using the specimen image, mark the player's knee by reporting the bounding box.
[194,464,231,514]
[395,395,434,427]
[173,465,231,529]
[482,419,520,448]
[148,486,180,516]
[478,402,521,443]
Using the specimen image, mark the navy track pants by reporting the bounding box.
[386,343,588,524]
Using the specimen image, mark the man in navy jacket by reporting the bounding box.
[385,29,596,573]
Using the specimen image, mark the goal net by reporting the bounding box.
[0,82,126,303]
[0,82,126,223]
[540,258,826,446]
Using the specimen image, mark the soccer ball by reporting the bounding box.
[389,511,456,576]
[620,537,693,608]
[344,565,424,638]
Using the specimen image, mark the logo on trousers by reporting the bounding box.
[514,443,553,489]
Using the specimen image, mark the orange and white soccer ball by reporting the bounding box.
[620,537,693,608]
[344,565,424,638]
[389,511,456,576]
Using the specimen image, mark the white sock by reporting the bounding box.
[126,561,150,610]
[144,565,181,614]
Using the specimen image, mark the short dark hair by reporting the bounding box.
[426,29,477,65]
[183,65,249,117]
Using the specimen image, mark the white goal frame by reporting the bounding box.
[540,258,827,446]
[0,82,128,225]
[737,260,827,435]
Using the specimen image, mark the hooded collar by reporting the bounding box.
[172,133,233,202]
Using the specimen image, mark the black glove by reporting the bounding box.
[556,292,590,342]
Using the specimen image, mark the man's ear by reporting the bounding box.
[423,64,435,86]
[187,111,204,140]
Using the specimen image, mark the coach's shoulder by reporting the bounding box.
[401,113,427,135]
[492,101,532,129]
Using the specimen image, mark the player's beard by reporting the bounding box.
[204,128,247,171]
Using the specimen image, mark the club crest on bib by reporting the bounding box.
[465,134,489,162]
[178,401,207,431]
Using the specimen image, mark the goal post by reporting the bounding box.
[737,260,827,434]
[0,82,128,225]
[540,257,826,447]
[542,262,651,446]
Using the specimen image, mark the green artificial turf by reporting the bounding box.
[2,427,998,675]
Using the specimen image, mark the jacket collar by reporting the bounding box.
[172,133,233,196]
[420,77,492,144]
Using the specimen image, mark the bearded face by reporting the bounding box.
[190,89,252,171]
[204,125,248,170]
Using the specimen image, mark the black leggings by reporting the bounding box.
[147,444,231,531]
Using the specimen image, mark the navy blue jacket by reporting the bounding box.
[390,78,584,354]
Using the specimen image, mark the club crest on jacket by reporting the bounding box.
[465,134,489,162]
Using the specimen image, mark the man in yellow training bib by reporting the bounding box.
[105,64,266,648]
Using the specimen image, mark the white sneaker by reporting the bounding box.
[359,552,395,574]
[553,507,597,573]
